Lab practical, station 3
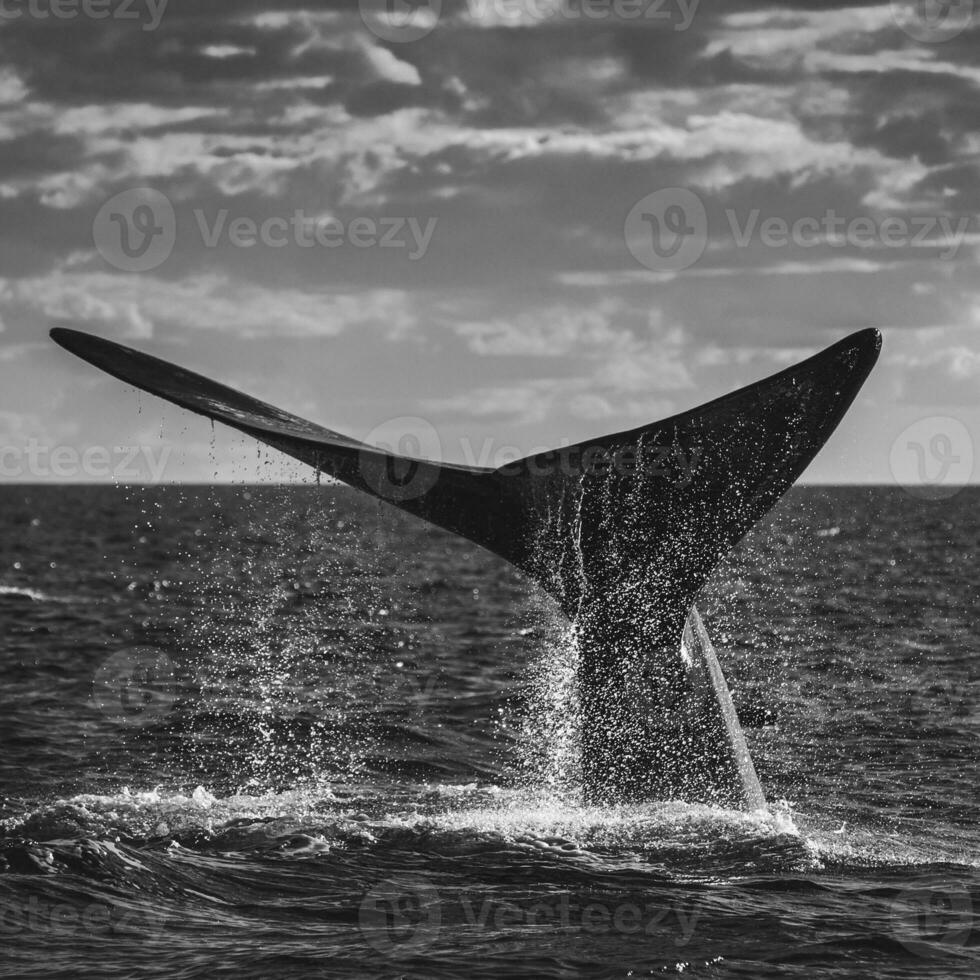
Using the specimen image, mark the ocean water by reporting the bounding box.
[0,484,976,979]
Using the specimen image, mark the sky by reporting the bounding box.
[0,0,978,487]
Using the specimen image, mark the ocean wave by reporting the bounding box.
[0,584,51,603]
[10,782,968,877]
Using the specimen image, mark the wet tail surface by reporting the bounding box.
[50,327,881,808]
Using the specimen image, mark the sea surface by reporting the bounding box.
[0,484,976,979]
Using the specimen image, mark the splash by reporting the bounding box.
[514,446,769,808]
[517,618,582,798]
[2,782,798,866]
[168,486,414,790]
[0,584,51,602]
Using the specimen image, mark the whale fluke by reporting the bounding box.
[51,326,881,808]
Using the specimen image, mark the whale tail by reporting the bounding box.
[50,326,881,807]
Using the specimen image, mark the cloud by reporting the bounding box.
[454,299,629,356]
[3,0,980,481]
[427,299,694,428]
[900,342,980,405]
[0,270,418,340]
[0,409,64,449]
[424,380,560,424]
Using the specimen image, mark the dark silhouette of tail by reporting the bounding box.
[51,326,881,807]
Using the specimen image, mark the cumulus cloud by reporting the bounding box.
[455,299,629,356]
[900,343,980,405]
[0,271,418,340]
